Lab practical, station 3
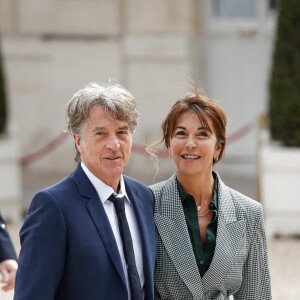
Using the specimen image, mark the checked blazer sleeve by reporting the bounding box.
[234,205,272,300]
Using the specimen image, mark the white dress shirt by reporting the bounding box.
[81,162,144,299]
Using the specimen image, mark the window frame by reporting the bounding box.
[204,0,277,35]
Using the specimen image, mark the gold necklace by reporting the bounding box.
[197,205,210,217]
[195,178,215,217]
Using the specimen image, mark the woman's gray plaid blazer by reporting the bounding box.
[150,173,271,300]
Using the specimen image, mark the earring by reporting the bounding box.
[214,157,219,162]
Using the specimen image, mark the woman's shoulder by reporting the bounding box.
[217,173,264,223]
[219,182,264,228]
[227,186,262,212]
[149,180,168,199]
[217,173,261,208]
[149,174,177,200]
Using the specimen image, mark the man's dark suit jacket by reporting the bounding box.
[0,213,17,262]
[14,163,156,300]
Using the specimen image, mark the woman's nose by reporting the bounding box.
[185,136,196,149]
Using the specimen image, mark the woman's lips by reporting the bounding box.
[181,154,200,160]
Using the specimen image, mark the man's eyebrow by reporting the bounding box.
[93,126,106,132]
[92,125,130,132]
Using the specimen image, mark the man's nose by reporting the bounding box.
[106,135,120,151]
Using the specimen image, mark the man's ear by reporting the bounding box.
[73,134,83,154]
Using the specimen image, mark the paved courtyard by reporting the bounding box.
[1,221,299,300]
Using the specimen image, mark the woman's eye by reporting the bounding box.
[198,131,209,137]
[96,132,104,135]
[175,131,186,136]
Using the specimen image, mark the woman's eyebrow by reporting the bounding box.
[197,126,211,131]
[174,126,211,132]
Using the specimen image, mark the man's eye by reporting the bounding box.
[96,132,104,135]
[118,131,127,135]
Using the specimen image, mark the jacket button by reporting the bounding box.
[200,260,204,265]
[1,223,6,229]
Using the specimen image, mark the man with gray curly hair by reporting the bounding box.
[14,82,156,300]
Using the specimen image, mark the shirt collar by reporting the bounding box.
[81,161,130,204]
[176,171,218,210]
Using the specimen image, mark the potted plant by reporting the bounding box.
[261,0,300,237]
[0,36,21,222]
[0,37,7,135]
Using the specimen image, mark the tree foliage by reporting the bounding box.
[0,37,7,135]
[269,0,300,146]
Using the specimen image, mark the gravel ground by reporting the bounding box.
[267,237,300,300]
[1,222,299,300]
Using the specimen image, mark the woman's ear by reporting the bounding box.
[214,143,222,159]
[168,147,172,159]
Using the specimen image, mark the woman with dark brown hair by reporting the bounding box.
[148,90,271,300]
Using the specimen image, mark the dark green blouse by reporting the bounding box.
[176,173,218,277]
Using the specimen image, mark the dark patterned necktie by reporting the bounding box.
[108,193,143,300]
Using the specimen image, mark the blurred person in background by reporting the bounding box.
[14,81,156,300]
[148,88,272,299]
[0,212,18,292]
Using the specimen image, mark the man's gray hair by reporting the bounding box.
[66,81,139,162]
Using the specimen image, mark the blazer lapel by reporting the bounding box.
[73,164,127,287]
[202,176,246,292]
[154,174,204,298]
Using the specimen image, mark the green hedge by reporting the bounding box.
[269,0,300,147]
[0,38,7,135]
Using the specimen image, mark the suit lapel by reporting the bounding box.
[72,164,127,287]
[154,174,204,298]
[202,176,246,292]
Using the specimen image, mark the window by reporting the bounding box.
[269,0,278,11]
[269,0,278,16]
[212,0,255,18]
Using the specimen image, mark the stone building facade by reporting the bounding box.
[0,0,277,212]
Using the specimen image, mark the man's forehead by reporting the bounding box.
[87,118,130,129]
[85,105,131,128]
[92,123,130,130]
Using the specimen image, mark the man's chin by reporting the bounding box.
[103,166,125,177]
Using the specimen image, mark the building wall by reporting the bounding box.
[204,1,276,182]
[1,0,203,178]
[0,0,276,207]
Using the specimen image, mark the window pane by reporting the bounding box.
[213,0,255,18]
[269,0,278,11]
